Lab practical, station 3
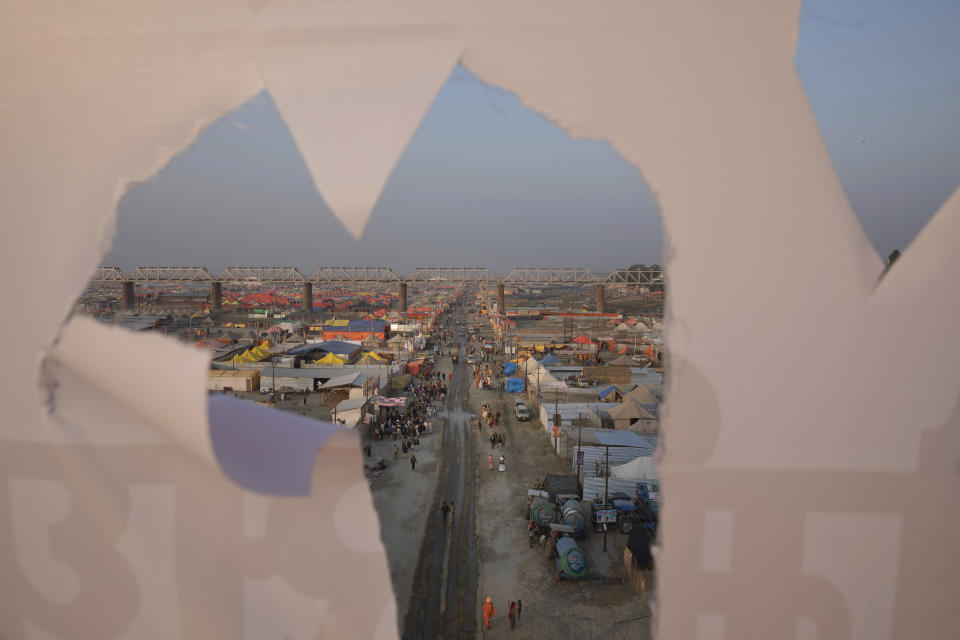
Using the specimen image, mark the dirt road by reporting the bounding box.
[404,332,478,639]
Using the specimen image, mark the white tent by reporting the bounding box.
[611,455,660,481]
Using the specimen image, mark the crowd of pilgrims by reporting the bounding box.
[372,369,448,456]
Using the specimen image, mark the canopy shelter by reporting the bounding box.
[540,352,559,366]
[355,351,387,365]
[361,334,384,348]
[598,384,634,401]
[604,398,656,429]
[505,377,524,393]
[611,455,660,481]
[229,341,272,364]
[316,340,362,358]
[623,384,657,405]
[313,352,347,365]
[320,373,366,389]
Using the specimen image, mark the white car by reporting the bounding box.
[514,403,531,421]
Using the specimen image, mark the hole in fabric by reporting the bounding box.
[78,65,667,636]
[795,0,960,266]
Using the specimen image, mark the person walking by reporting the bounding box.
[393,444,399,461]
[441,501,450,523]
[488,453,494,471]
[508,601,517,630]
[482,597,496,629]
[410,454,417,471]
[517,599,522,623]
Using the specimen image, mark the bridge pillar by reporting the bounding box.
[596,284,606,313]
[303,282,313,311]
[210,282,222,310]
[121,281,135,310]
[398,282,407,316]
[497,282,505,317]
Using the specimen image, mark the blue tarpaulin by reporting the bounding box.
[504,362,517,375]
[506,377,525,393]
[316,340,362,356]
[285,343,324,356]
[598,384,632,400]
[541,352,559,365]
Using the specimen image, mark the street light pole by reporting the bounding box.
[603,444,610,552]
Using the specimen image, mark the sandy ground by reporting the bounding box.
[470,351,654,639]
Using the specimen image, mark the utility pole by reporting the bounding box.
[577,411,583,486]
[603,444,610,552]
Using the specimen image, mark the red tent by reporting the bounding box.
[572,334,594,345]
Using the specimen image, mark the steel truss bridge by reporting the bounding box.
[92,266,663,286]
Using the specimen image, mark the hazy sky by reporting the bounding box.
[105,0,960,275]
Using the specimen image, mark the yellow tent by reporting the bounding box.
[356,351,387,365]
[313,352,347,365]
[327,318,350,327]
[229,341,272,364]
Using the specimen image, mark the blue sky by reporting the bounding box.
[105,0,960,274]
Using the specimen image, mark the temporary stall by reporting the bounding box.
[319,374,366,399]
[630,369,663,387]
[539,403,604,433]
[207,369,260,392]
[332,396,367,427]
[505,377,525,393]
